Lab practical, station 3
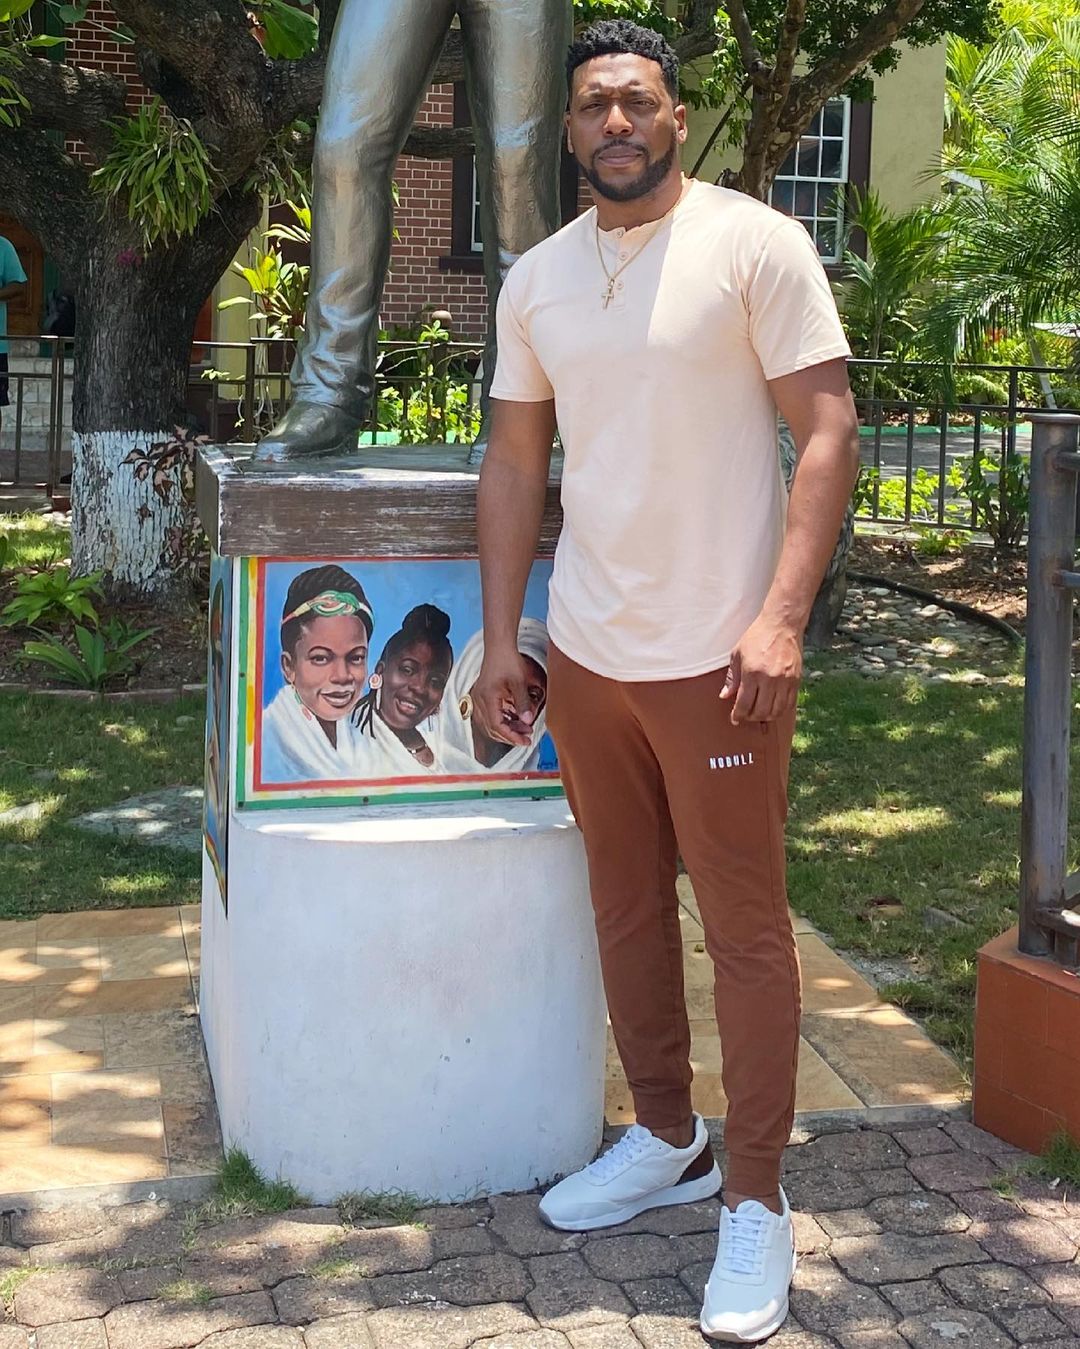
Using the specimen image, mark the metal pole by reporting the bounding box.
[242,343,257,444]
[1019,412,1080,956]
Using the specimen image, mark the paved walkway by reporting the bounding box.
[0,885,963,1204]
[0,1116,1076,1347]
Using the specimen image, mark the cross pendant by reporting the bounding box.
[602,279,615,309]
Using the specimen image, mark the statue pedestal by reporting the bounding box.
[195,444,605,1202]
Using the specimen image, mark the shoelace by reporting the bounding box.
[718,1206,771,1277]
[586,1124,656,1181]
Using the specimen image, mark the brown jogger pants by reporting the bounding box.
[546,645,801,1198]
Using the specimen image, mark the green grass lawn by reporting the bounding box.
[1,513,71,568]
[789,672,1041,1066]
[0,692,204,919]
[0,663,1053,1068]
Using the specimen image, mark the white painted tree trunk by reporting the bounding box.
[70,429,183,595]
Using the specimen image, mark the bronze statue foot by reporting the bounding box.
[253,402,364,463]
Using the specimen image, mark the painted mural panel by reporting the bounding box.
[203,551,233,908]
[237,557,561,807]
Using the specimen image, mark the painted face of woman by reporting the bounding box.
[282,614,370,723]
[377,639,451,732]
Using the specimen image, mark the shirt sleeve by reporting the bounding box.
[490,266,555,403]
[746,217,851,382]
[0,240,27,287]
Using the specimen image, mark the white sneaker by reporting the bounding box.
[538,1113,721,1232]
[700,1186,797,1343]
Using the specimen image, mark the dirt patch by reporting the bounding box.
[850,535,1028,632]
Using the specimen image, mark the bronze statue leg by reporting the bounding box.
[461,0,573,432]
[291,0,456,421]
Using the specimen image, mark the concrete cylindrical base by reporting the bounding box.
[200,799,606,1203]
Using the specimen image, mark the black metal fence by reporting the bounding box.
[3,342,1074,530]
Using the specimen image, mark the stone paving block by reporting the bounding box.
[818,1210,883,1239]
[9,1203,112,1246]
[892,1128,958,1158]
[793,1213,832,1254]
[878,1280,954,1316]
[969,1216,1078,1265]
[28,1216,190,1267]
[118,1265,177,1300]
[953,1188,1025,1222]
[339,1224,437,1274]
[582,1235,679,1282]
[944,1120,1026,1163]
[784,1131,906,1173]
[783,1169,882,1213]
[621,1276,698,1316]
[431,1225,497,1259]
[896,1308,1015,1347]
[866,1193,969,1236]
[997,1306,1070,1342]
[676,1259,711,1304]
[302,1313,376,1348]
[273,1273,377,1324]
[366,1301,536,1349]
[1038,1340,1080,1348]
[613,1201,720,1237]
[1033,1262,1080,1302]
[371,1253,530,1309]
[181,1241,293,1294]
[34,1322,108,1349]
[765,1334,834,1349]
[835,1330,909,1349]
[667,1232,716,1267]
[529,1253,592,1283]
[829,1232,988,1284]
[473,1334,571,1348]
[861,1170,923,1199]
[490,1196,586,1257]
[199,1330,306,1348]
[103,1290,277,1349]
[14,1266,123,1325]
[526,1274,634,1331]
[789,1256,899,1336]
[938,1259,1050,1310]
[0,1330,32,1348]
[566,1326,641,1349]
[906,1153,1001,1194]
[627,1314,710,1348]
[412,1201,491,1230]
[1053,1306,1080,1336]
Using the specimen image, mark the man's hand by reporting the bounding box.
[720,613,803,725]
[472,649,537,748]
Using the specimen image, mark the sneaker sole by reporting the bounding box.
[700,1249,798,1343]
[538,1162,722,1233]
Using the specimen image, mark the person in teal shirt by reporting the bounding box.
[0,235,28,439]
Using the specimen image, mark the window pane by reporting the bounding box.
[816,220,838,259]
[819,183,842,219]
[808,106,824,136]
[820,139,843,179]
[822,100,845,138]
[771,179,795,214]
[797,139,820,177]
[778,146,797,177]
[794,181,817,216]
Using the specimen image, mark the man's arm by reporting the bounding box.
[0,282,24,302]
[472,396,557,747]
[722,357,860,725]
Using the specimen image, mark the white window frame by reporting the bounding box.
[768,96,851,264]
[471,159,483,253]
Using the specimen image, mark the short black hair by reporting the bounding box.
[567,18,680,100]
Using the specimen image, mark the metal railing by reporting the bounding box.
[1,335,486,489]
[1020,411,1080,969]
[850,358,1075,533]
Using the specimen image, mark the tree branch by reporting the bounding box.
[5,54,128,163]
[719,0,763,78]
[772,0,807,98]
[0,124,91,273]
[785,0,928,128]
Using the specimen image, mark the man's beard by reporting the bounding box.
[581,134,678,203]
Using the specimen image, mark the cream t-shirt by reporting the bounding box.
[490,180,852,681]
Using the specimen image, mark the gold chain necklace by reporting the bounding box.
[595,180,689,310]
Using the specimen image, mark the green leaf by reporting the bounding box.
[258,0,318,59]
[54,2,90,21]
[24,34,67,47]
[0,0,37,19]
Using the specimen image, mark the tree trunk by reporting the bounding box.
[70,194,260,597]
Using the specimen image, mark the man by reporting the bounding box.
[0,234,27,442]
[256,0,571,461]
[473,19,860,1345]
